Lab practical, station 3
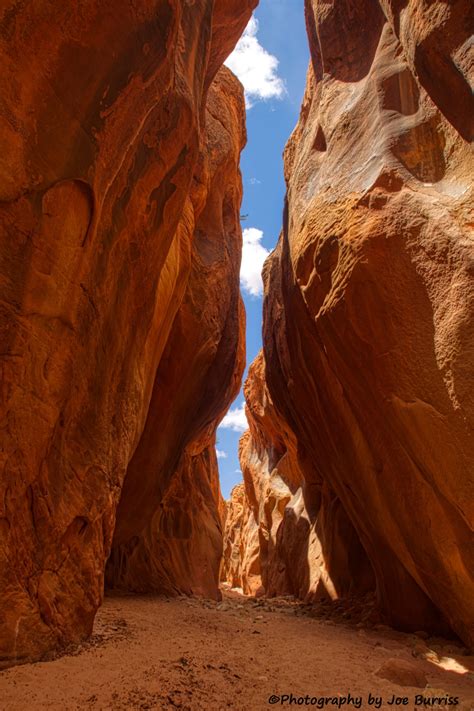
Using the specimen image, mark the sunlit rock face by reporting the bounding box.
[221,483,263,596]
[261,0,474,646]
[0,0,254,667]
[223,352,374,600]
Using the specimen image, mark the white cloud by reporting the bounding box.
[249,177,261,185]
[219,404,248,433]
[216,449,228,460]
[240,227,270,297]
[225,16,285,109]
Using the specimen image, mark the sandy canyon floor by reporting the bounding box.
[0,589,473,710]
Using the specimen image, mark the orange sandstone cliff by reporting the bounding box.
[0,0,255,667]
[223,352,374,601]
[106,68,246,598]
[225,0,474,647]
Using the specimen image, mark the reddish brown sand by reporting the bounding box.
[0,589,473,710]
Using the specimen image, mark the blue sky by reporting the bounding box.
[216,1,309,498]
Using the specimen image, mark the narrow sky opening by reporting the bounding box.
[216,0,309,499]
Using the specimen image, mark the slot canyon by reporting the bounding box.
[0,1,473,709]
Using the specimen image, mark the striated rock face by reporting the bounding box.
[0,0,254,667]
[258,0,474,646]
[223,0,474,648]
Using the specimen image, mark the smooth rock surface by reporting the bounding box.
[261,0,474,646]
[0,0,254,667]
[222,0,474,648]
[106,68,246,597]
[374,659,427,689]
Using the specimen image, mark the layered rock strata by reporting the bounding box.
[0,0,254,667]
[260,0,474,646]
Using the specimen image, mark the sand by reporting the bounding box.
[0,589,473,710]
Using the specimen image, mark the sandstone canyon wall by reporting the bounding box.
[0,0,255,667]
[221,483,261,594]
[223,352,374,601]
[106,68,246,598]
[225,0,474,648]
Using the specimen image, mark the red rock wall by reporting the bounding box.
[259,0,474,646]
[223,352,374,600]
[0,0,255,667]
[106,68,246,597]
[108,437,226,599]
[221,483,263,595]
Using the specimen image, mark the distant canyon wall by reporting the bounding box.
[222,353,374,601]
[224,0,474,648]
[0,0,255,667]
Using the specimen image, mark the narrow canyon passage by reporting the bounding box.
[0,0,473,709]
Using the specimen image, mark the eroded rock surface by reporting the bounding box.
[0,0,254,667]
[261,0,474,646]
[106,69,246,598]
[221,481,264,597]
[223,352,374,601]
[225,0,474,647]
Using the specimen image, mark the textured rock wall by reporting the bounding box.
[223,352,374,600]
[259,0,474,646]
[106,68,246,597]
[108,436,227,599]
[221,483,263,595]
[0,0,255,667]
